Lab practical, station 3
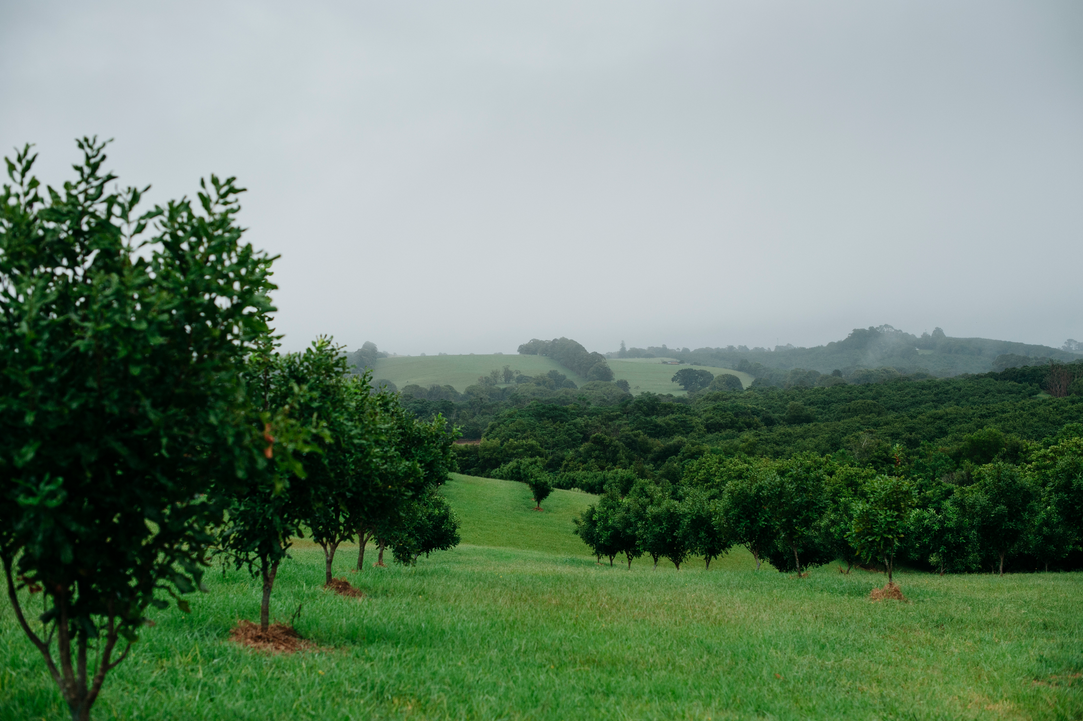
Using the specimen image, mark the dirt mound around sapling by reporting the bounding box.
[869,582,907,602]
[325,577,365,598]
[228,620,313,653]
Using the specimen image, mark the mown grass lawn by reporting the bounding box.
[2,475,1081,720]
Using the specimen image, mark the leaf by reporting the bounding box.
[13,441,40,468]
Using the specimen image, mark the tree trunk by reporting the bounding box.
[356,526,369,571]
[260,559,279,631]
[705,556,712,571]
[998,551,1005,576]
[750,547,761,571]
[887,554,893,585]
[323,541,339,586]
[4,564,124,721]
[792,543,802,576]
[376,539,386,567]
[652,555,659,569]
[608,555,614,566]
[626,555,633,570]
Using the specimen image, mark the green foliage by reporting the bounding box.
[491,457,553,510]
[215,342,334,630]
[672,367,714,392]
[518,337,613,381]
[708,461,773,570]
[389,489,461,565]
[529,474,554,511]
[345,340,384,372]
[963,463,1039,575]
[908,495,979,574]
[707,373,745,393]
[761,455,835,574]
[0,139,277,720]
[679,486,731,570]
[361,391,459,567]
[847,476,914,583]
[574,489,642,567]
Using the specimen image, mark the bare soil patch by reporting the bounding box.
[325,577,365,598]
[869,582,907,602]
[228,620,313,653]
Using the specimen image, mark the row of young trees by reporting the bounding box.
[0,141,458,721]
[216,338,460,631]
[574,439,1083,579]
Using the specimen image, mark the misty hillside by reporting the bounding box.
[612,326,1081,382]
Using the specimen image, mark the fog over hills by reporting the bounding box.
[3,2,1080,356]
[353,325,1082,388]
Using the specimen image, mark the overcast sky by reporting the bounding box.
[3,1,1081,355]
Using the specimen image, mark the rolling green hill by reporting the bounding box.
[373,354,750,397]
[439,473,596,556]
[608,357,752,394]
[372,354,588,393]
[439,473,760,571]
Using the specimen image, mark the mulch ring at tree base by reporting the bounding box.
[869,583,907,602]
[228,620,314,653]
[325,577,365,598]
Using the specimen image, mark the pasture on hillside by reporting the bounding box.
[2,474,1080,720]
[607,358,752,395]
[373,354,753,397]
[372,354,589,393]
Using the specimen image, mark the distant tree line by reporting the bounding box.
[612,325,1081,378]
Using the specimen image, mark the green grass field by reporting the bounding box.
[372,355,588,393]
[2,474,1081,720]
[372,354,752,397]
[608,358,753,396]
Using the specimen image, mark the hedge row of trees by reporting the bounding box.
[574,436,1083,577]
[0,142,458,721]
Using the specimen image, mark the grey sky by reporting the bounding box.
[3,1,1081,355]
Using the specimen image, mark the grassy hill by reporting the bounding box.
[608,357,752,394]
[372,354,587,393]
[3,474,1080,720]
[373,354,750,397]
[440,474,596,556]
[440,473,760,571]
